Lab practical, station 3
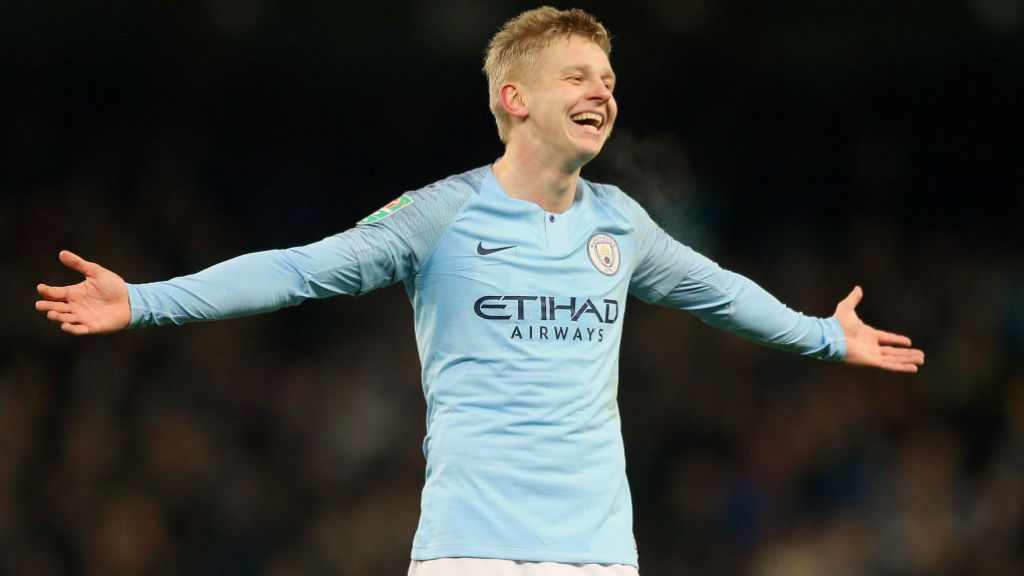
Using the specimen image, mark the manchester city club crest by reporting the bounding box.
[587,233,620,275]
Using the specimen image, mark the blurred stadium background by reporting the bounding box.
[2,1,1022,574]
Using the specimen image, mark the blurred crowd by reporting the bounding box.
[3,195,1021,576]
[2,1,1022,575]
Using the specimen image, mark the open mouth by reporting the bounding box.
[570,112,604,131]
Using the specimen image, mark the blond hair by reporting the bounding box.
[484,7,612,143]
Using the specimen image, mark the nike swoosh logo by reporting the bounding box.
[476,241,516,255]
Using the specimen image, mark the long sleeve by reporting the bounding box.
[656,249,847,361]
[126,233,361,328]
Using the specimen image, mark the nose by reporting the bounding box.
[588,79,613,102]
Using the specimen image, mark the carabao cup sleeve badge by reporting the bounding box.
[587,233,620,275]
[358,194,414,224]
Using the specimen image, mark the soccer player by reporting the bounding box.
[36,7,924,576]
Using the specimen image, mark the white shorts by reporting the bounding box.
[408,558,639,576]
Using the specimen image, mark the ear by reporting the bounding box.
[499,83,529,120]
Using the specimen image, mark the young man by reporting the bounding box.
[36,7,924,576]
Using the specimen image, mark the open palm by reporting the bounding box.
[36,250,131,335]
[834,286,924,373]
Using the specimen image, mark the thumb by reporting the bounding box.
[58,250,99,278]
[836,285,863,314]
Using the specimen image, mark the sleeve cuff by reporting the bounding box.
[824,316,848,361]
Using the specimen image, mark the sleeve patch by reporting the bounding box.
[358,194,414,224]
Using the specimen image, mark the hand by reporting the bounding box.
[36,250,131,335]
[834,286,925,373]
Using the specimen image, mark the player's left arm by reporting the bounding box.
[620,189,923,373]
[632,227,923,372]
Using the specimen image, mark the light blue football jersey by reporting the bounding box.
[128,164,846,566]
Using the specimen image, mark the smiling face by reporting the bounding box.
[513,35,617,170]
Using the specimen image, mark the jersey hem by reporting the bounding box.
[411,545,639,568]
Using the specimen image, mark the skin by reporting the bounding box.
[492,36,617,214]
[35,35,925,373]
[36,250,130,335]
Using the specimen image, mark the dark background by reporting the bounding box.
[3,1,1022,574]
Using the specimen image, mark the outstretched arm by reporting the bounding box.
[37,234,364,332]
[834,285,925,373]
[645,248,848,361]
[634,230,924,370]
[36,250,131,335]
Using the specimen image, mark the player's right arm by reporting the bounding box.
[36,250,132,335]
[36,233,362,334]
[36,169,482,336]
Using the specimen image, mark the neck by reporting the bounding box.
[492,141,585,214]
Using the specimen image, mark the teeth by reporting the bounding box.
[570,112,603,128]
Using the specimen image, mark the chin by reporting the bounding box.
[578,139,608,161]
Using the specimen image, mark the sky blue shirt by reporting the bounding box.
[128,165,846,566]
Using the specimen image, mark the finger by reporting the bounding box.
[880,346,921,358]
[47,310,77,324]
[837,285,863,312]
[59,250,100,278]
[61,322,91,335]
[872,349,922,372]
[880,361,919,373]
[875,329,912,348]
[36,300,70,313]
[882,347,925,365]
[37,283,68,301]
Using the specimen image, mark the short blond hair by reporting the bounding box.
[484,7,612,143]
